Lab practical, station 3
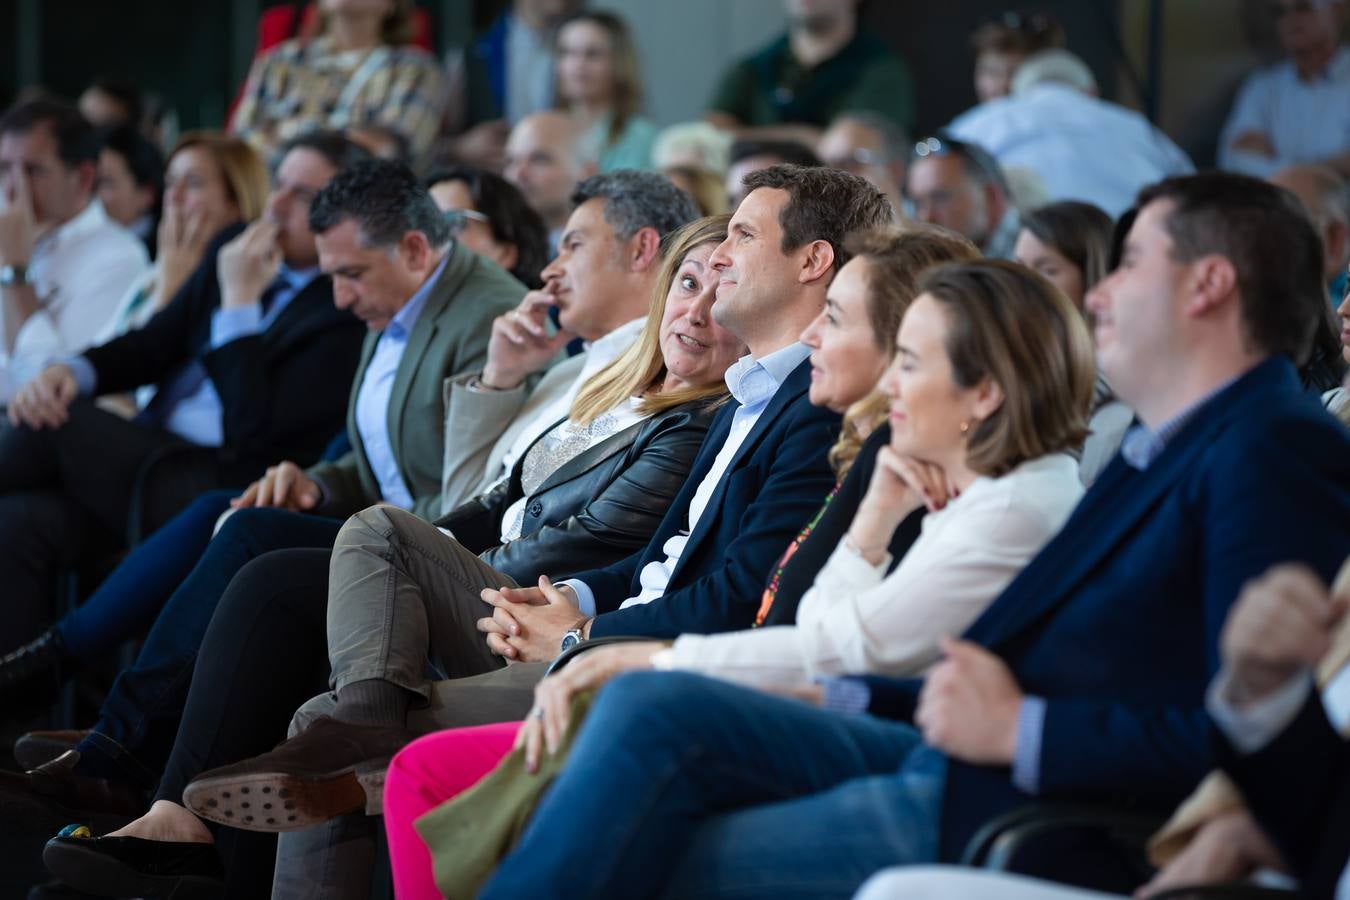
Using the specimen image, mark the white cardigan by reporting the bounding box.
[664,452,1084,689]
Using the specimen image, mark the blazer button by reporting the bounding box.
[529,501,543,517]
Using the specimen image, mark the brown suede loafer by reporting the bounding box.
[182,717,414,833]
[14,729,91,771]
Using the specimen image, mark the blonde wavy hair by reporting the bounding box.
[827,223,983,476]
[569,214,733,425]
[169,131,270,223]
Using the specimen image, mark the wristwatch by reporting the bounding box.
[0,263,29,287]
[559,617,591,653]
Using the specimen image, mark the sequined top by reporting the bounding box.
[499,397,648,543]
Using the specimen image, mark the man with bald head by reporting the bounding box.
[1271,163,1350,303]
[504,111,599,251]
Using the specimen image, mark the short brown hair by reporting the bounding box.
[829,223,982,476]
[970,10,1065,56]
[1020,200,1114,297]
[740,164,893,272]
[918,260,1095,477]
[1136,172,1326,365]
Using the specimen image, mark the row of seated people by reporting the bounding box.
[0,153,1347,897]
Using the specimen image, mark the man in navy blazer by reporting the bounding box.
[474,172,1350,900]
[476,164,894,659]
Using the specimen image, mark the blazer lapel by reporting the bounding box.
[385,248,467,457]
[965,358,1293,649]
[673,359,813,573]
[259,276,336,351]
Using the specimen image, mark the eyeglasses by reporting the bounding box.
[443,208,490,235]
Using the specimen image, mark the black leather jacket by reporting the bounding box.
[433,398,721,583]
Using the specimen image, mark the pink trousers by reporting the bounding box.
[383,721,523,900]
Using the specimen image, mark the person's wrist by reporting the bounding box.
[479,365,523,391]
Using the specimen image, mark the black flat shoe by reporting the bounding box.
[42,830,224,899]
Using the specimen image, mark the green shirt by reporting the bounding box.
[710,30,915,131]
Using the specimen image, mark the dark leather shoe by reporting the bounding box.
[182,716,414,832]
[14,729,91,771]
[43,831,223,898]
[0,751,146,819]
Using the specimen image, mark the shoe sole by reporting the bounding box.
[182,770,367,832]
[42,840,223,899]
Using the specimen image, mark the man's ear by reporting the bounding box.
[629,226,662,273]
[797,239,836,285]
[1183,254,1239,318]
[400,230,433,271]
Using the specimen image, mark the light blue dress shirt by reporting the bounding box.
[351,254,448,510]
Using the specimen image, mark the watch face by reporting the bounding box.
[560,632,580,653]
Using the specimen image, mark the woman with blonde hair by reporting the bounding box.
[553,10,658,172]
[230,0,446,168]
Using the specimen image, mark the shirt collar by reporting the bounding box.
[1119,372,1244,471]
[35,199,106,253]
[278,262,321,293]
[385,251,449,339]
[724,342,810,409]
[584,317,646,359]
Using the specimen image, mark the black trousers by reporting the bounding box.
[0,401,222,651]
[157,548,333,898]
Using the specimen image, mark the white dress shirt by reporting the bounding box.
[1218,46,1350,178]
[0,199,148,402]
[663,452,1084,688]
[566,342,811,617]
[946,84,1194,218]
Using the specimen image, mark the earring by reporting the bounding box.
[960,420,971,435]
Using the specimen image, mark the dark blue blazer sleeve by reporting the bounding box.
[588,395,841,637]
[856,675,924,722]
[1036,415,1350,799]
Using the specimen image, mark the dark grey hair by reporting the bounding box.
[309,159,451,249]
[570,170,700,242]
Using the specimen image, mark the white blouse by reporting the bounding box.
[665,452,1085,689]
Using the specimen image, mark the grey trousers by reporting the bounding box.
[272,504,550,900]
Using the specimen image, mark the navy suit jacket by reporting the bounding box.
[858,357,1350,861]
[582,358,841,638]
[1219,691,1349,898]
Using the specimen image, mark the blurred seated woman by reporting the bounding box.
[425,167,550,289]
[553,11,657,172]
[1013,199,1128,485]
[96,125,164,256]
[230,0,446,169]
[373,237,1093,900]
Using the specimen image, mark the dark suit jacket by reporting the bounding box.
[306,243,525,520]
[1218,691,1349,899]
[856,357,1350,861]
[574,358,842,638]
[80,224,365,482]
[434,400,719,584]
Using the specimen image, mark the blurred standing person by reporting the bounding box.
[706,0,915,146]
[553,11,657,172]
[444,0,581,171]
[230,0,447,170]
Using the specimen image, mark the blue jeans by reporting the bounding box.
[56,490,236,658]
[481,671,946,900]
[75,506,344,788]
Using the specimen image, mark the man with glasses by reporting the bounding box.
[1219,0,1350,177]
[905,134,1019,259]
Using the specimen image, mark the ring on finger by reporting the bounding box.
[531,707,544,720]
